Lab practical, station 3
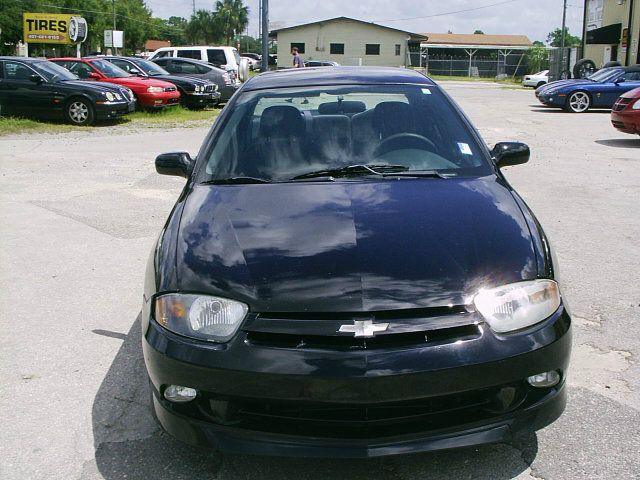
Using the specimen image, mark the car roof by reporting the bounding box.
[0,56,48,63]
[243,67,434,91]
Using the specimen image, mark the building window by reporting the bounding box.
[330,43,345,55]
[366,44,380,55]
[290,43,305,54]
[395,44,401,56]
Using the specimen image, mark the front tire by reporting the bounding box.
[536,81,546,88]
[565,91,591,113]
[65,97,95,125]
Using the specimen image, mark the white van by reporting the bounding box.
[148,46,247,83]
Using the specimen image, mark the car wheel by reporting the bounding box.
[65,97,95,125]
[573,59,596,79]
[566,91,591,113]
[536,81,546,88]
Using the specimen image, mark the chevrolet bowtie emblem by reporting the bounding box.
[338,320,389,338]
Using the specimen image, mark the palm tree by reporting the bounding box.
[186,10,218,44]
[214,0,249,46]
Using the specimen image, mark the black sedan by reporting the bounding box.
[144,67,571,457]
[0,57,135,125]
[99,56,220,109]
[150,56,238,103]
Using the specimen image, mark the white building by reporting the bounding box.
[270,17,426,68]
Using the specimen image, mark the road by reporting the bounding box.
[1,82,639,479]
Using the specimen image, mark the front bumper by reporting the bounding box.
[138,92,181,109]
[184,91,221,108]
[143,305,571,457]
[535,91,565,107]
[95,100,135,119]
[611,110,640,134]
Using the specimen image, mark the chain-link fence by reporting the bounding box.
[408,51,528,78]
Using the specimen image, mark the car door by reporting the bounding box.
[597,71,640,107]
[0,60,49,117]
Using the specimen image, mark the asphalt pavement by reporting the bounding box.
[0,82,638,479]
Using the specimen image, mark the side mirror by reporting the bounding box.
[614,77,625,84]
[29,74,43,84]
[155,152,194,178]
[129,68,142,76]
[87,72,101,80]
[491,142,530,168]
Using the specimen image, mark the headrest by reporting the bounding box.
[318,101,367,115]
[374,102,415,137]
[260,106,304,138]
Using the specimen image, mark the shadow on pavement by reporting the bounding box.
[595,138,640,148]
[89,315,538,480]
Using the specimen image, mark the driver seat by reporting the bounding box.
[373,102,416,138]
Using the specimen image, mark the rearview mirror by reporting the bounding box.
[155,152,194,178]
[29,74,43,84]
[491,142,530,168]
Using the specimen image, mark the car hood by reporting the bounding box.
[106,76,175,88]
[539,79,593,92]
[61,79,128,94]
[620,86,640,99]
[175,177,538,312]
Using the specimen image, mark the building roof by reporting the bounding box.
[243,66,434,91]
[421,33,532,49]
[270,17,427,41]
[145,39,171,51]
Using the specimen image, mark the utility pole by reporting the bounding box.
[261,0,269,72]
[192,0,196,16]
[112,0,117,55]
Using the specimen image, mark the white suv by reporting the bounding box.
[148,46,247,83]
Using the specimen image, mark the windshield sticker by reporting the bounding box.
[421,88,432,95]
[457,142,472,155]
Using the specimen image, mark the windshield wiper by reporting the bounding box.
[202,177,271,185]
[291,164,409,181]
[291,165,448,181]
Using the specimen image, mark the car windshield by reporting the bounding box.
[587,67,621,83]
[91,59,130,78]
[133,59,169,76]
[200,84,492,182]
[32,61,77,81]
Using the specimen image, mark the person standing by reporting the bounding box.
[292,47,305,68]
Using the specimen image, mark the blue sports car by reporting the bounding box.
[536,66,640,113]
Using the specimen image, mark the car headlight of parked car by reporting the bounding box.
[105,91,116,101]
[473,279,561,333]
[154,294,249,342]
[147,86,164,93]
[633,100,640,110]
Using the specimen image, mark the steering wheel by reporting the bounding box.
[373,133,437,158]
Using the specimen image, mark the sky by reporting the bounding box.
[145,0,585,44]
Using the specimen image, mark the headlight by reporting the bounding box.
[115,93,122,100]
[147,86,164,93]
[473,280,561,333]
[632,99,640,110]
[127,88,134,98]
[105,91,116,101]
[154,294,248,342]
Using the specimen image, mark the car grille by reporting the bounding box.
[164,86,177,92]
[611,120,626,129]
[204,84,217,92]
[242,307,480,351]
[163,382,541,439]
[612,98,631,112]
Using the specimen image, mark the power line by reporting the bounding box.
[372,0,523,23]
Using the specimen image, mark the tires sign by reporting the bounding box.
[23,12,88,44]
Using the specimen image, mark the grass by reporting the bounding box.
[428,74,523,86]
[0,105,221,137]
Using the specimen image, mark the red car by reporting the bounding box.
[611,87,640,135]
[50,57,180,109]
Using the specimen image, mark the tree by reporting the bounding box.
[532,40,545,47]
[186,9,220,45]
[526,44,549,73]
[546,27,581,47]
[152,16,188,46]
[473,30,484,35]
[214,0,249,46]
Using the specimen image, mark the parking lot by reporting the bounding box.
[1,81,639,479]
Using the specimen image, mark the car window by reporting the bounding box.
[175,61,199,74]
[90,59,130,78]
[207,49,226,65]
[153,50,172,59]
[197,63,212,74]
[620,71,640,81]
[110,59,135,73]
[66,61,95,79]
[4,61,34,80]
[177,50,201,60]
[32,61,78,81]
[200,84,491,182]
[588,68,622,82]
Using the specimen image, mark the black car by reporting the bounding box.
[151,57,238,103]
[144,67,571,458]
[0,57,135,125]
[305,60,341,67]
[100,56,220,109]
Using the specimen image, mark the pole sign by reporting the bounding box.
[23,13,88,44]
[103,30,124,48]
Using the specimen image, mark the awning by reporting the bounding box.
[586,23,622,45]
